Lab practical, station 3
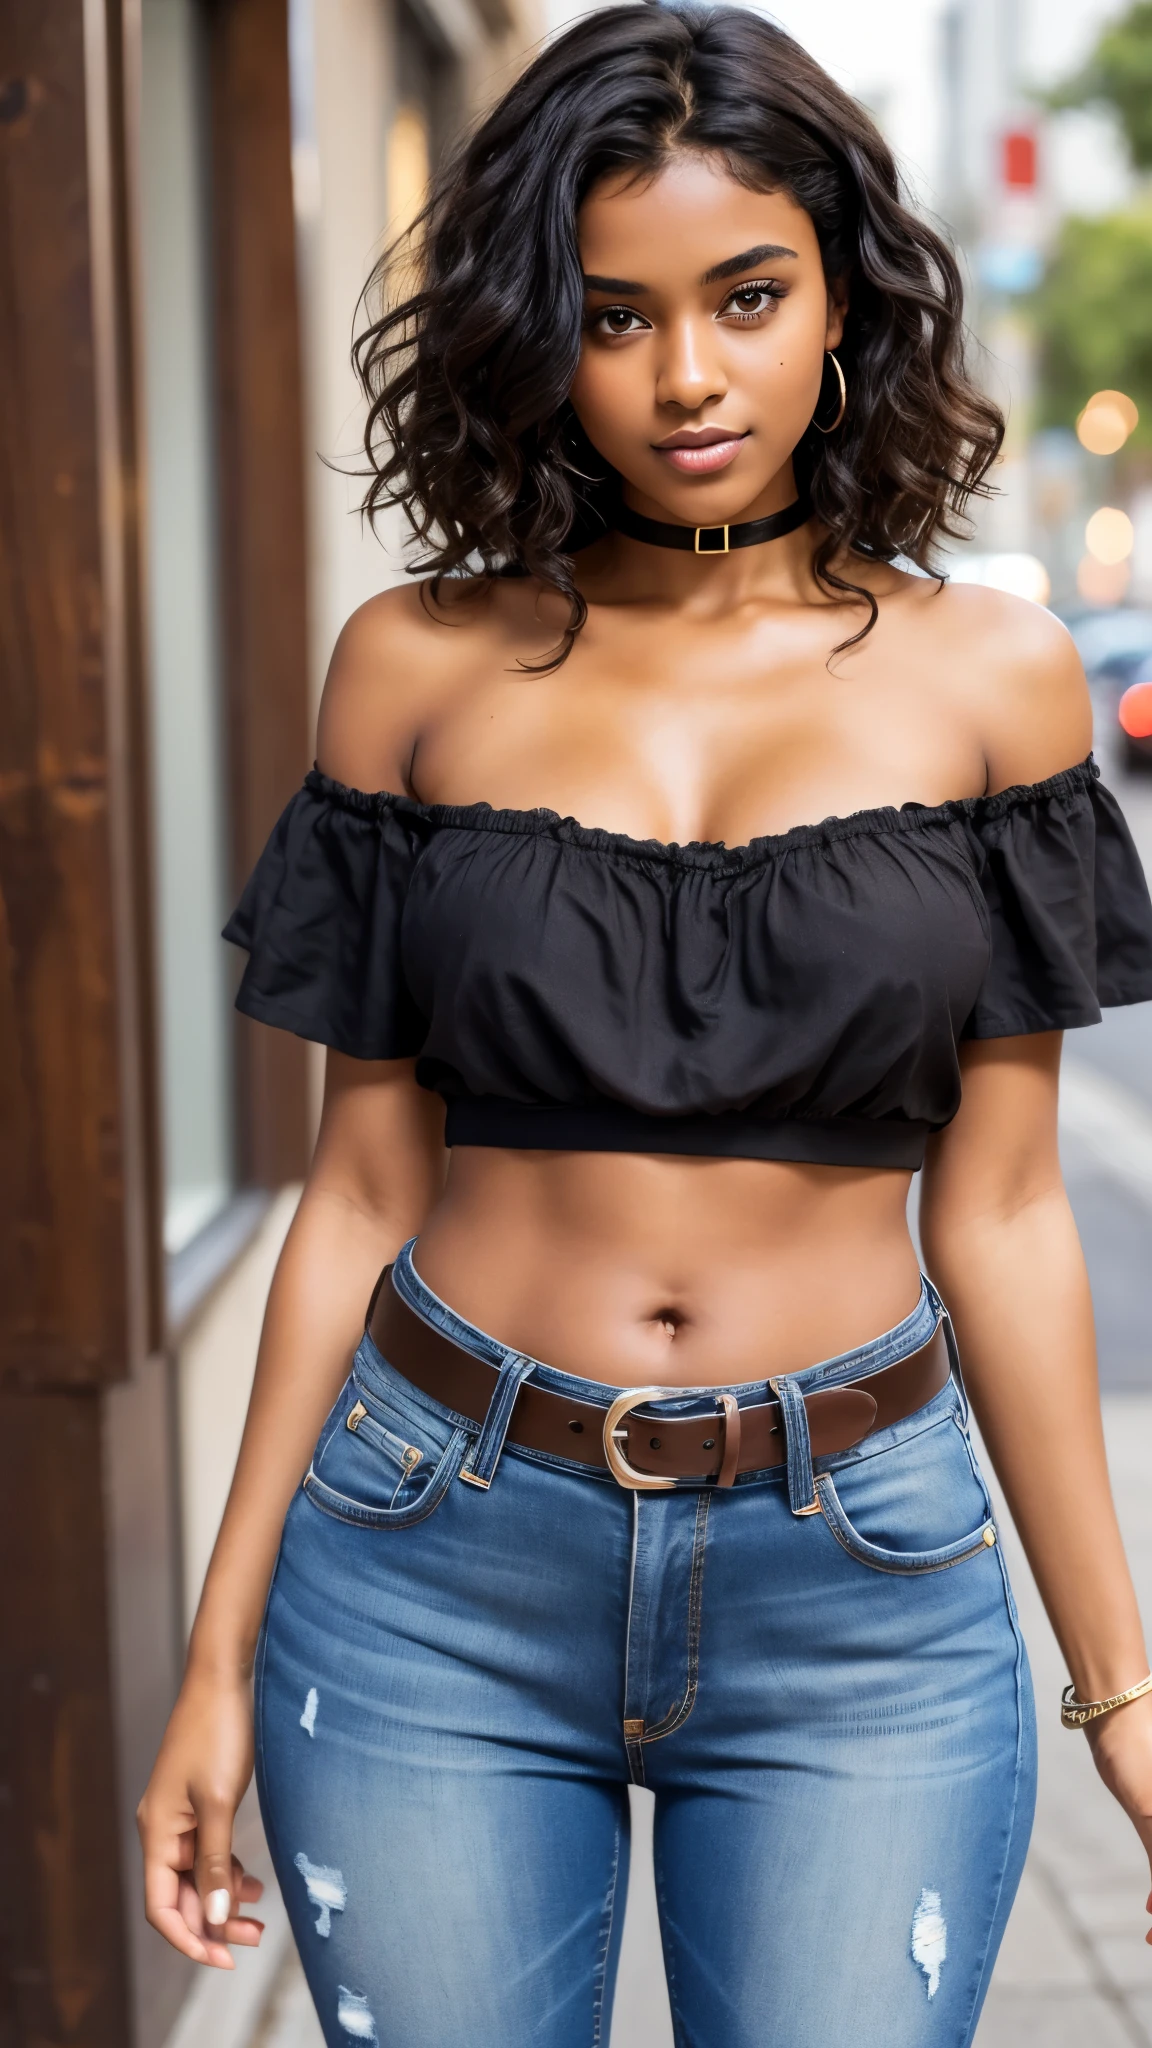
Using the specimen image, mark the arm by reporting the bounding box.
[137,1054,446,1967]
[920,1034,1152,1939]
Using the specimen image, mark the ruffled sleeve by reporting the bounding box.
[963,757,1152,1038]
[223,772,430,1059]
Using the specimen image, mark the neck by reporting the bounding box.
[590,464,818,608]
[583,516,825,614]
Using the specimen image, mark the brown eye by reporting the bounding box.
[592,304,648,336]
[721,281,784,321]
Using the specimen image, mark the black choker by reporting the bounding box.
[615,494,811,555]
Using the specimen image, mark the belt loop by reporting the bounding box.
[769,1373,820,1516]
[459,1350,536,1490]
[922,1275,966,1425]
[941,1307,968,1425]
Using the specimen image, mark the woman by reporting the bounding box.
[139,9,1152,2044]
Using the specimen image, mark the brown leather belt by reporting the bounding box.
[367,1273,951,1490]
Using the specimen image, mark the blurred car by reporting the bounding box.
[1066,606,1152,685]
[1118,665,1152,770]
[1065,609,1152,772]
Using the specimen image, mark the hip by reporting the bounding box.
[263,1252,1028,1759]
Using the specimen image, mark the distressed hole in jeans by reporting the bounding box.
[911,1887,947,1998]
[300,1687,319,1737]
[294,1851,347,1937]
[337,1986,379,2042]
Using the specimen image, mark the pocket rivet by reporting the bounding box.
[982,1525,997,1546]
[402,1445,421,1469]
[346,1401,367,1433]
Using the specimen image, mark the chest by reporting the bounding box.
[413,601,986,848]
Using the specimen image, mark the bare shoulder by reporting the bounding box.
[901,577,1092,792]
[315,576,508,792]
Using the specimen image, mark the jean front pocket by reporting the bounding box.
[303,1364,469,1529]
[813,1412,998,1577]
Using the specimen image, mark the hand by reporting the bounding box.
[1086,1691,1152,1946]
[137,1669,264,1969]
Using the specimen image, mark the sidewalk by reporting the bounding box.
[974,1395,1152,2046]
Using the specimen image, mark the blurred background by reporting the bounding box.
[1,2,1151,2044]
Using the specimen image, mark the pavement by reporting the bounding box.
[247,727,1152,2048]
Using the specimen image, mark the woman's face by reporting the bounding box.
[569,152,845,526]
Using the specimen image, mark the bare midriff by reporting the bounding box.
[412,1148,921,1387]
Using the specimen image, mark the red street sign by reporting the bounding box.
[1003,129,1037,190]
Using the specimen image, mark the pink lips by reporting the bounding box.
[653,430,748,475]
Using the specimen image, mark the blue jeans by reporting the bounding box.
[255,1242,1036,2048]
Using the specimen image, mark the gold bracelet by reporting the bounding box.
[1060,1673,1152,1729]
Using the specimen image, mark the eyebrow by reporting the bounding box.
[701,242,799,283]
[582,273,647,294]
[582,243,799,296]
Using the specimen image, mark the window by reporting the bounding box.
[391,2,459,229]
[139,0,235,1255]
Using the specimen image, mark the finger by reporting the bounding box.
[150,1903,214,1966]
[143,1860,209,1966]
[177,1876,238,1970]
[192,1797,239,1931]
[217,1859,265,1945]
[222,1916,265,1947]
[177,1866,262,1959]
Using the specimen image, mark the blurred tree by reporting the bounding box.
[1047,0,1152,169]
[1031,205,1152,446]
[1031,3,1152,445]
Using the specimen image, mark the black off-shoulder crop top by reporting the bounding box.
[224,755,1152,1170]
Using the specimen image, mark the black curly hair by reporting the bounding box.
[354,2,1003,662]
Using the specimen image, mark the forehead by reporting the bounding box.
[577,154,821,276]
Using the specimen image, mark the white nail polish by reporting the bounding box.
[205,1888,232,1926]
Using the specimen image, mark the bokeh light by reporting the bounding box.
[1119,683,1152,740]
[987,554,1050,604]
[949,553,1051,604]
[1085,506,1134,565]
[1076,555,1131,605]
[1076,391,1139,455]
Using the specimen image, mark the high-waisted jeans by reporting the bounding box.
[255,1241,1036,2048]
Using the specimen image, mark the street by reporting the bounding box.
[248,724,1152,2048]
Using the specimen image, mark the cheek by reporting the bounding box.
[568,347,644,453]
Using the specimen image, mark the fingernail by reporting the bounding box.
[204,1888,232,1926]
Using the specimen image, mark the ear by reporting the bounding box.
[824,282,848,350]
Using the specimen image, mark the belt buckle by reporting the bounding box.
[603,1387,680,1491]
[602,1387,741,1491]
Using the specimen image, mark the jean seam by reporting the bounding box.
[654,1841,688,2048]
[252,1552,288,1922]
[957,1546,1031,2043]
[639,1490,711,1746]
[302,1428,467,1528]
[623,1496,646,1786]
[591,1811,623,2048]
[354,1351,479,1440]
[813,1474,996,1577]
[950,1426,1033,2044]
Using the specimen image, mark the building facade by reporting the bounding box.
[0,3,540,2043]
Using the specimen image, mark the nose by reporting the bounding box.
[655,314,727,414]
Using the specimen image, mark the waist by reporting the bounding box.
[365,1240,955,1488]
[442,1095,932,1169]
[414,1147,921,1381]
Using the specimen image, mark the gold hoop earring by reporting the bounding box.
[815,350,847,434]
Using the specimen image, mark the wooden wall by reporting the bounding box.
[0,0,310,2041]
[0,2,151,2038]
[208,0,312,1195]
